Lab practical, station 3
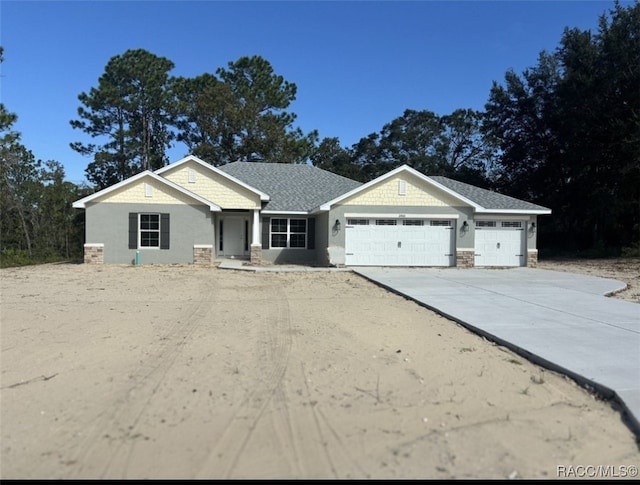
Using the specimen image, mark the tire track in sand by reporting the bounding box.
[195,285,295,478]
[195,283,341,478]
[65,277,218,478]
[196,283,366,479]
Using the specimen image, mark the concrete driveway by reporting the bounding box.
[353,267,640,436]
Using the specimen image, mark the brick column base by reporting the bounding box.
[193,245,213,266]
[527,250,538,268]
[250,244,262,265]
[456,250,474,268]
[84,244,104,264]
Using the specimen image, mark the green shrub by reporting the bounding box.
[0,249,32,268]
[621,242,640,258]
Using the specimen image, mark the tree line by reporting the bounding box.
[1,0,638,266]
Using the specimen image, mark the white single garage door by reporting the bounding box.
[345,218,455,266]
[474,220,525,267]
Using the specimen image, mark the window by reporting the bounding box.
[398,180,407,196]
[376,219,397,226]
[430,220,452,227]
[270,218,307,248]
[129,213,169,250]
[140,214,160,248]
[188,168,196,183]
[144,183,153,197]
[476,220,496,228]
[502,221,523,228]
[348,219,369,226]
[403,219,424,226]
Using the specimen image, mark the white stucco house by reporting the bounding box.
[72,155,551,267]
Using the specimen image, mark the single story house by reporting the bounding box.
[72,155,551,268]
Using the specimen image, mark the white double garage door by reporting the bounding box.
[345,217,455,266]
[345,217,525,267]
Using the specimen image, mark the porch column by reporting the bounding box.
[251,209,260,246]
[250,209,262,265]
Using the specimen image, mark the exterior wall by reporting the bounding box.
[527,216,538,250]
[315,211,330,266]
[327,204,473,267]
[261,248,318,265]
[162,161,260,209]
[340,173,461,207]
[97,178,198,205]
[85,202,214,264]
[527,216,538,267]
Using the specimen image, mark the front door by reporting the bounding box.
[221,216,247,257]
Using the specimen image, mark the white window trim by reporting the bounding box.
[139,213,161,249]
[270,218,308,249]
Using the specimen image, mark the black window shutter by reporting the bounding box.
[307,218,315,249]
[129,213,138,249]
[262,217,270,249]
[160,213,170,249]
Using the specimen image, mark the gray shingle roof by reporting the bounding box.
[430,176,550,212]
[218,162,362,212]
[216,162,548,213]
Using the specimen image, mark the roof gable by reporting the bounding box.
[337,171,465,208]
[72,171,221,211]
[156,155,270,202]
[319,165,551,214]
[319,165,479,211]
[159,157,263,209]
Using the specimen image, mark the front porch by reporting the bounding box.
[215,209,262,265]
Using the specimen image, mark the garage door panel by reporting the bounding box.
[475,221,525,267]
[345,218,454,267]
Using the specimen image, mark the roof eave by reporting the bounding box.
[475,208,552,215]
[261,210,310,215]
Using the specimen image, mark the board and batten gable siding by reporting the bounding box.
[340,173,461,207]
[162,162,261,209]
[95,178,199,206]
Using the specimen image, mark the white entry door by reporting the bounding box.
[474,220,525,267]
[345,218,454,266]
[222,217,247,257]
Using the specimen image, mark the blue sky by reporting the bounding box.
[1,0,625,185]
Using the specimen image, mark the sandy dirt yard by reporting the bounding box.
[1,261,639,479]
[537,257,640,304]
